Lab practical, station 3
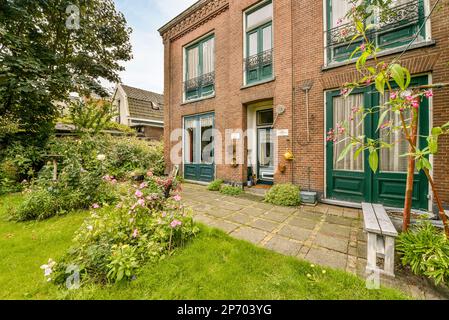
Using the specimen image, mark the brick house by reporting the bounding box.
[112,84,164,140]
[159,0,449,211]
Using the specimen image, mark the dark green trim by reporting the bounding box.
[185,34,215,101]
[183,112,216,182]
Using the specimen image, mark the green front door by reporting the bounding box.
[326,76,429,210]
[184,113,215,182]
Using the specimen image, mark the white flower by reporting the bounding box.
[96,154,106,161]
[40,259,56,278]
[87,225,94,231]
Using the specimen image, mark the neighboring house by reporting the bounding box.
[158,0,449,211]
[112,84,164,141]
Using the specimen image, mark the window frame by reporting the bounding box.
[324,0,428,65]
[183,33,215,102]
[243,0,274,86]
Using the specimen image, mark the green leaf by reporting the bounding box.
[432,127,443,136]
[354,146,364,160]
[369,150,379,173]
[427,136,439,154]
[377,109,390,131]
[375,73,385,95]
[337,143,354,162]
[422,157,432,170]
[390,64,405,90]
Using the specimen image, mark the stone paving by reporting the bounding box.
[181,183,448,300]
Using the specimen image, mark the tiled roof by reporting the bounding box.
[120,85,164,122]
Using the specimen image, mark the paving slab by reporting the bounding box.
[289,216,319,230]
[240,207,267,217]
[277,225,312,242]
[193,214,217,225]
[325,215,353,227]
[319,223,352,238]
[264,235,302,256]
[227,213,254,225]
[305,247,348,270]
[231,227,268,244]
[314,233,349,254]
[208,207,234,218]
[294,211,323,222]
[210,220,239,234]
[249,219,279,232]
[263,210,291,223]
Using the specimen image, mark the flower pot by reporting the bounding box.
[301,191,317,205]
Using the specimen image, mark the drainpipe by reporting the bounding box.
[290,0,295,185]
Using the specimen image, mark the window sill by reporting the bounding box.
[322,40,436,71]
[181,94,215,106]
[241,77,275,90]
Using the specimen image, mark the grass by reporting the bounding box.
[0,193,408,300]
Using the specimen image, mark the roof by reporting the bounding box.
[119,84,164,123]
[158,0,206,35]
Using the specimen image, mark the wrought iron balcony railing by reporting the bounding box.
[184,71,215,93]
[244,48,274,72]
[325,0,424,63]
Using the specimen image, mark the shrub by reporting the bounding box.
[264,184,301,206]
[207,179,224,191]
[220,185,243,196]
[396,222,449,286]
[46,179,199,285]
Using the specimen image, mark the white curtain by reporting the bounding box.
[331,0,353,27]
[262,25,272,51]
[247,2,273,30]
[379,94,411,172]
[202,38,215,75]
[333,94,364,171]
[187,47,199,80]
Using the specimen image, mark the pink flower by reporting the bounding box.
[360,43,366,51]
[412,99,420,109]
[366,78,372,85]
[337,18,343,26]
[170,220,182,229]
[139,182,148,189]
[92,203,100,209]
[146,171,154,177]
[340,88,349,96]
[111,179,117,185]
[135,190,143,198]
[424,90,433,98]
[173,195,182,202]
[162,212,167,218]
[132,229,139,238]
[390,91,398,100]
[137,198,145,207]
[405,95,414,102]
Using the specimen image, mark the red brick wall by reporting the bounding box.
[161,0,449,207]
[144,126,163,141]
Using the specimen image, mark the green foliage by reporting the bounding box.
[69,99,118,136]
[48,180,199,285]
[219,185,243,196]
[0,0,132,147]
[207,179,224,191]
[264,184,301,207]
[104,121,136,134]
[397,222,449,286]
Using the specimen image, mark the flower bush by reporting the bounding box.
[207,179,224,191]
[45,177,198,285]
[397,222,449,286]
[264,184,301,207]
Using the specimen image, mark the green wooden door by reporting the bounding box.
[326,76,429,210]
[184,113,215,182]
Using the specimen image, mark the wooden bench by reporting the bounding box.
[362,203,399,277]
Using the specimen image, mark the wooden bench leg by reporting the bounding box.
[384,236,395,277]
[366,233,378,274]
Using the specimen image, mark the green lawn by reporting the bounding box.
[0,193,408,300]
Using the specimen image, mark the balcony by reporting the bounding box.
[325,0,425,64]
[184,71,215,101]
[244,48,274,85]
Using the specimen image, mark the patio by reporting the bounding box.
[182,183,447,300]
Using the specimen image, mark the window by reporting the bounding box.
[184,35,215,101]
[244,1,273,85]
[326,0,426,64]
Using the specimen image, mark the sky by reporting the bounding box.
[113,0,198,94]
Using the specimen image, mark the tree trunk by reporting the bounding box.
[403,109,419,232]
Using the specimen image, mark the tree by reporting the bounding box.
[69,98,117,135]
[0,0,132,146]
[330,0,449,237]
